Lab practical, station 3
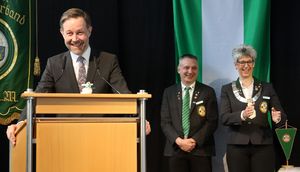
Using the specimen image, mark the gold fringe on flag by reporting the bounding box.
[33,56,40,76]
[0,112,20,125]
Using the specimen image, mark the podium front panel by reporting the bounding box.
[36,118,137,172]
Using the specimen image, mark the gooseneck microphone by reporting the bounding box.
[94,58,121,94]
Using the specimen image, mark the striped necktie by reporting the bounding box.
[182,86,191,138]
[77,56,86,92]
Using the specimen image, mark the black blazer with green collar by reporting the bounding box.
[161,81,218,156]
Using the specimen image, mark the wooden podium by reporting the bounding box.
[10,92,151,172]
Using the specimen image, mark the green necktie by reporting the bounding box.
[182,87,191,138]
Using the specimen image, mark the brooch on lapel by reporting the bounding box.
[193,91,200,100]
[177,91,181,100]
[255,83,262,91]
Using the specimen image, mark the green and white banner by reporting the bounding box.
[0,0,35,125]
[173,0,270,83]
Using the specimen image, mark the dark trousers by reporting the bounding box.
[169,151,212,172]
[226,144,275,172]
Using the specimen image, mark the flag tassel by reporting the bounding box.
[33,56,40,76]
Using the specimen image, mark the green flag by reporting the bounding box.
[276,128,297,161]
[0,0,35,125]
[173,0,270,82]
[173,0,202,82]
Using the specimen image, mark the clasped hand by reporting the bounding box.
[242,104,255,119]
[175,137,196,152]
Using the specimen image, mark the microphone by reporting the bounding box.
[94,58,121,94]
[55,55,67,82]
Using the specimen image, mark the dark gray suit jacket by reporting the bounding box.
[220,78,287,145]
[19,50,130,121]
[161,81,218,156]
[35,50,129,94]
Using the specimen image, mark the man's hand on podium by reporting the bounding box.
[146,120,151,135]
[6,120,25,146]
[7,124,18,146]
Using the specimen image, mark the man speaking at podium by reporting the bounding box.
[6,8,150,145]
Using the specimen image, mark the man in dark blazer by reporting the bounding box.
[34,50,129,94]
[6,8,133,145]
[161,54,218,172]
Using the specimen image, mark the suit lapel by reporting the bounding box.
[191,82,201,112]
[175,84,184,135]
[252,78,262,97]
[64,53,80,92]
[235,78,246,98]
[86,51,97,83]
[176,84,182,119]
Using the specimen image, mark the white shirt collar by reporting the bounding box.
[181,82,196,90]
[181,82,195,105]
[70,46,91,62]
[239,79,254,99]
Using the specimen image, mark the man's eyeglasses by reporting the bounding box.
[237,60,254,65]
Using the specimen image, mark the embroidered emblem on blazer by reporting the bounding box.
[197,105,206,117]
[259,101,268,114]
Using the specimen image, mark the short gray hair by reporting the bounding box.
[178,54,198,67]
[232,44,256,63]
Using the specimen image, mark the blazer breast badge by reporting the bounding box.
[259,101,268,114]
[197,105,206,117]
